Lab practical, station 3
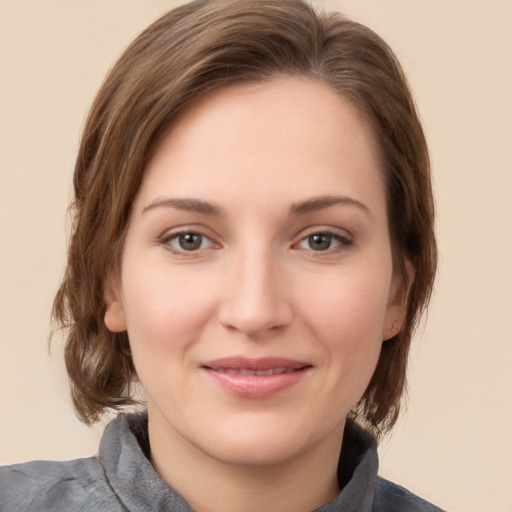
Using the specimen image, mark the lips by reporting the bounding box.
[217,367,298,375]
[200,357,312,398]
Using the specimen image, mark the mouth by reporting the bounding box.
[200,357,312,398]
[213,367,301,375]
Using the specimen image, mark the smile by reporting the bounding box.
[201,358,312,398]
[213,367,300,375]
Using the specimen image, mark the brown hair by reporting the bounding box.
[53,0,437,435]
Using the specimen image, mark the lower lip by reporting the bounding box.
[202,367,311,399]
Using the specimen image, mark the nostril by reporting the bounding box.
[217,263,293,336]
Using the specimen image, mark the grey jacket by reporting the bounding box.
[0,413,444,511]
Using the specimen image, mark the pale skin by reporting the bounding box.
[105,77,410,512]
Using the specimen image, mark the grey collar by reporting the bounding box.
[99,413,378,511]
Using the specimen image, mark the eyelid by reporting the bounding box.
[157,225,221,255]
[295,225,353,241]
[292,226,354,252]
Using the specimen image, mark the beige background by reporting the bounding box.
[1,1,511,511]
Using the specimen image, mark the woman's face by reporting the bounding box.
[105,77,407,467]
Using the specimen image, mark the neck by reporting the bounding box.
[148,407,344,512]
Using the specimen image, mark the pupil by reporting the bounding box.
[179,233,201,250]
[310,234,331,251]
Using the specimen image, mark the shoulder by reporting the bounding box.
[373,477,445,512]
[0,458,123,512]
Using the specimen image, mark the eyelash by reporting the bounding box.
[157,228,353,256]
[294,230,353,253]
[158,230,217,256]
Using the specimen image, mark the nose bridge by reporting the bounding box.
[219,240,291,336]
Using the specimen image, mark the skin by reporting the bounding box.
[105,77,408,512]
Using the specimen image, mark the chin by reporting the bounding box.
[191,414,340,468]
[203,433,306,467]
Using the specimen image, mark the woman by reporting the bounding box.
[0,0,441,510]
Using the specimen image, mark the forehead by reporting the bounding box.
[136,77,385,217]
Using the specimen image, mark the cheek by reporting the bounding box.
[296,266,391,393]
[298,266,392,343]
[120,259,218,360]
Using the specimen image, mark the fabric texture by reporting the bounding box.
[0,413,444,511]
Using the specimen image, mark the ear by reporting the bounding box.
[382,260,414,341]
[104,273,127,333]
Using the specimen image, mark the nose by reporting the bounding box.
[218,247,293,338]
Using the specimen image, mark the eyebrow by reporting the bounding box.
[143,197,225,216]
[142,194,371,218]
[289,195,372,217]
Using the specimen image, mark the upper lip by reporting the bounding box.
[201,357,311,372]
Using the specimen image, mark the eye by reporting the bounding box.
[162,231,215,253]
[296,231,352,252]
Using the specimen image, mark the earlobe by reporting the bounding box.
[382,260,414,341]
[104,277,127,333]
[382,318,402,341]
